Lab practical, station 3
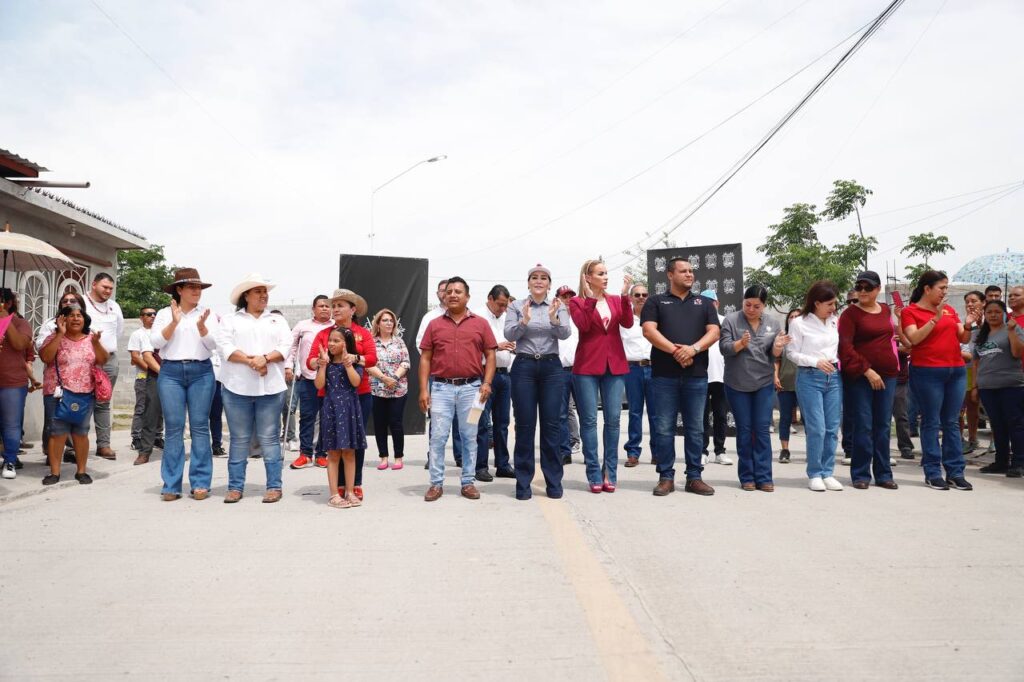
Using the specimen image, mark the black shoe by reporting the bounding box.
[1006,467,1023,478]
[495,468,516,479]
[212,446,227,457]
[947,476,973,491]
[455,459,462,468]
[779,449,790,463]
[475,469,494,482]
[42,473,60,485]
[925,478,949,490]
[154,438,165,449]
[423,461,429,469]
[19,440,33,451]
[74,472,93,485]
[900,451,915,460]
[562,455,572,465]
[130,440,139,451]
[979,463,1008,474]
[14,456,23,470]
[62,450,76,464]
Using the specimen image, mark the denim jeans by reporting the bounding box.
[295,377,323,457]
[222,387,286,492]
[92,352,118,448]
[650,375,707,481]
[795,367,842,479]
[157,360,215,495]
[209,381,224,449]
[892,382,914,456]
[428,380,480,486]
[574,372,625,486]
[427,376,464,462]
[477,369,512,473]
[910,365,967,480]
[978,386,1024,468]
[511,357,564,498]
[777,390,798,441]
[0,386,28,464]
[623,363,656,458]
[725,383,774,485]
[846,375,896,483]
[559,367,580,456]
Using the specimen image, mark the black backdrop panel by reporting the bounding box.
[339,254,428,435]
[646,243,743,436]
[646,243,744,315]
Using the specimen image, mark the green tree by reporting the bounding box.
[820,179,873,270]
[901,232,953,283]
[745,202,876,309]
[116,245,176,318]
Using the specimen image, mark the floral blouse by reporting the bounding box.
[371,336,410,398]
[41,334,97,396]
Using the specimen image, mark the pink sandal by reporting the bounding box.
[328,494,351,509]
[377,460,389,470]
[391,460,404,470]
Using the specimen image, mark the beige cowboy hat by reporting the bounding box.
[230,273,276,306]
[330,288,367,318]
[162,267,212,294]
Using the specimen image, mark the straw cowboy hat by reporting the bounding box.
[330,288,367,318]
[230,273,276,306]
[162,267,212,294]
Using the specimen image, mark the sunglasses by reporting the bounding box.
[142,312,156,317]
[853,283,876,292]
[632,293,648,298]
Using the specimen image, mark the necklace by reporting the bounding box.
[88,293,112,315]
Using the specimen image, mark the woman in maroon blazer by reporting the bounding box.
[569,259,633,493]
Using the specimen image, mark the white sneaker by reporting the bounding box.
[890,457,897,466]
[1,462,15,479]
[570,441,581,454]
[714,453,734,465]
[808,477,826,492]
[823,476,844,491]
[841,456,852,466]
[701,453,709,466]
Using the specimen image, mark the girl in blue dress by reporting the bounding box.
[314,327,367,508]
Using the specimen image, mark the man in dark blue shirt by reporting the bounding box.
[641,257,721,496]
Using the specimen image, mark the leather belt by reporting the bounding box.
[433,377,480,386]
[628,360,651,367]
[495,367,509,374]
[515,353,559,361]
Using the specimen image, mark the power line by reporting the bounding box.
[863,180,1024,217]
[607,0,908,271]
[869,183,1023,238]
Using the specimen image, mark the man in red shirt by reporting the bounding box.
[419,277,496,502]
[306,288,376,499]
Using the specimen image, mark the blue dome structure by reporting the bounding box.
[953,251,1024,286]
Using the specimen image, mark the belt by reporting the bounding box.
[515,353,559,361]
[163,358,211,364]
[433,377,480,386]
[628,360,651,367]
[495,367,509,374]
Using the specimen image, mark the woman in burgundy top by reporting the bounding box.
[569,259,633,493]
[838,271,900,489]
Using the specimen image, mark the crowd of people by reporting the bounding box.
[1,261,1022,504]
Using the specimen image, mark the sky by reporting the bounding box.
[1,0,1021,309]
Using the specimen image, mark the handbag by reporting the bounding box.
[53,350,95,425]
[92,365,113,402]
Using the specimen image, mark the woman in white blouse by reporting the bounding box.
[786,281,844,492]
[216,273,292,504]
[150,268,218,502]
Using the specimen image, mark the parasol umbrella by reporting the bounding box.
[0,221,75,291]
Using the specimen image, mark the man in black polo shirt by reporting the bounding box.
[641,257,721,496]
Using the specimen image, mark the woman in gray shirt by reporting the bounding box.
[504,263,571,500]
[719,286,789,491]
[972,300,1024,477]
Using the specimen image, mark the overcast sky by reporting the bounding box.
[2,0,1021,309]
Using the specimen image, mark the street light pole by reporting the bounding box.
[369,155,447,253]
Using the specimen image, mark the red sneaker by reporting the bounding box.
[353,486,364,501]
[289,454,313,470]
[314,456,328,468]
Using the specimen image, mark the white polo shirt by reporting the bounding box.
[473,304,513,369]
[84,293,123,354]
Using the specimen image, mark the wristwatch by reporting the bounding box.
[693,343,703,353]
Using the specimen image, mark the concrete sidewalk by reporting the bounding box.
[1,425,1021,680]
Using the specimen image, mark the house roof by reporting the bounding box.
[0,148,49,178]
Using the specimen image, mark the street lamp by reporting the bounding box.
[369,154,447,253]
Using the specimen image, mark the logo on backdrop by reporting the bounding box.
[647,243,744,314]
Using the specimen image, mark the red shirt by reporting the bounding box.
[306,322,377,396]
[838,304,899,378]
[568,294,633,376]
[900,303,964,368]
[419,311,496,379]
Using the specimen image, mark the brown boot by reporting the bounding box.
[133,453,150,466]
[96,446,116,460]
[653,479,675,496]
[684,479,715,496]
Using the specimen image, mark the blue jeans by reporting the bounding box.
[910,365,967,480]
[427,376,464,462]
[0,386,28,464]
[795,367,842,479]
[846,375,896,483]
[428,381,480,486]
[777,390,798,441]
[623,363,656,458]
[222,388,286,492]
[511,357,564,498]
[978,386,1024,468]
[725,383,774,485]
[559,367,579,456]
[158,360,215,495]
[295,377,323,457]
[477,369,512,473]
[574,372,625,486]
[650,375,707,481]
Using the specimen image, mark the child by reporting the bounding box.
[315,327,367,508]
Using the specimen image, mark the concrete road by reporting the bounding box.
[1,427,1021,681]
